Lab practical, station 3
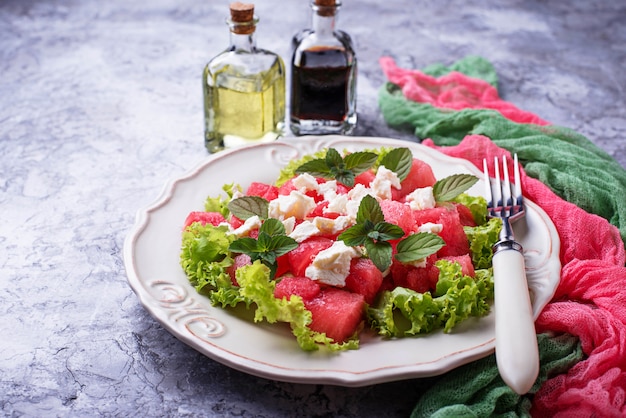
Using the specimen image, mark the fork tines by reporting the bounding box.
[483,154,523,219]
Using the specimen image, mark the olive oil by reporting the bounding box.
[203,3,285,153]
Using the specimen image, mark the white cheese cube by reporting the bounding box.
[305,241,362,287]
[289,220,321,243]
[370,165,401,200]
[292,173,319,193]
[268,191,316,220]
[231,215,262,237]
[406,187,436,211]
[418,222,443,234]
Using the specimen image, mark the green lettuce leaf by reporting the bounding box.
[275,149,328,187]
[454,193,488,225]
[464,217,502,269]
[367,259,494,337]
[204,183,241,217]
[179,223,246,307]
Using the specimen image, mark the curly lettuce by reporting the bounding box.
[367,260,494,338]
[464,217,502,269]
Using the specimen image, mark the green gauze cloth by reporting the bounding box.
[378,57,626,246]
[411,333,583,418]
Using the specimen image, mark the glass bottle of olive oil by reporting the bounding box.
[203,2,286,153]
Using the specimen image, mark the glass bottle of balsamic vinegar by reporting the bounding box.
[203,2,286,153]
[290,0,357,136]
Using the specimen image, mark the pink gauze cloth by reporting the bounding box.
[380,56,549,126]
[426,135,626,417]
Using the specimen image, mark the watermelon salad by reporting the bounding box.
[180,147,502,351]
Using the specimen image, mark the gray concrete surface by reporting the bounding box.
[1,0,624,416]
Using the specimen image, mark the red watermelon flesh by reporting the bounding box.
[344,258,384,304]
[305,288,365,342]
[452,202,477,227]
[411,206,470,258]
[354,170,376,187]
[435,208,470,257]
[379,199,415,237]
[411,206,448,226]
[275,253,291,278]
[392,159,437,200]
[274,276,321,301]
[246,182,279,201]
[390,255,439,293]
[227,253,252,286]
[286,237,334,277]
[278,179,296,195]
[183,211,226,229]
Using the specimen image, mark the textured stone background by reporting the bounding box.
[1,0,624,416]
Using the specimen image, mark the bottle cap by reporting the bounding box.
[229,2,256,34]
[313,0,339,17]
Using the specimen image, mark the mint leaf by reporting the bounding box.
[356,195,384,224]
[228,218,298,278]
[344,152,379,175]
[338,223,368,246]
[334,171,356,188]
[228,237,259,254]
[267,235,300,257]
[228,196,269,220]
[325,147,343,167]
[433,174,479,202]
[395,233,446,263]
[364,240,393,272]
[294,159,332,178]
[379,147,413,181]
[373,222,405,242]
[338,195,406,272]
[294,148,378,187]
[259,218,285,236]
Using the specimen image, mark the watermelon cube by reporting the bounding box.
[390,255,439,293]
[344,258,384,304]
[183,211,226,229]
[305,288,365,343]
[274,276,321,302]
[392,158,437,200]
[286,237,334,277]
[246,182,279,201]
[435,208,470,257]
[354,170,376,187]
[379,199,415,237]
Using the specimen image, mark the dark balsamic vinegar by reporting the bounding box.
[291,47,352,122]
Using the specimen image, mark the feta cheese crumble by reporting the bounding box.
[405,186,436,211]
[268,191,316,220]
[305,241,362,287]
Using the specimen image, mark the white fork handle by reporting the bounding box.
[493,246,539,395]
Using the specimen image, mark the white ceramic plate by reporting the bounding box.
[124,136,561,387]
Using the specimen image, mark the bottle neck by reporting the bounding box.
[311,2,340,38]
[229,31,257,52]
[227,17,258,52]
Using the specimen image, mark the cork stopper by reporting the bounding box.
[313,0,338,17]
[229,2,256,34]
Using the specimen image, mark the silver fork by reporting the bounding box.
[483,154,539,395]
